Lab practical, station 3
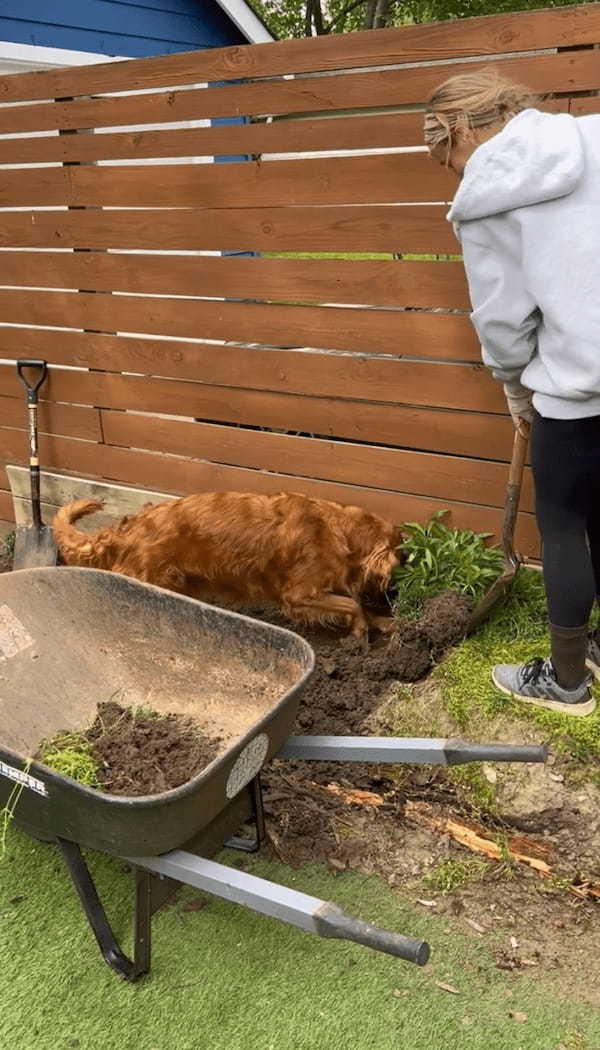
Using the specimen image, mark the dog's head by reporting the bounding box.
[361,524,405,593]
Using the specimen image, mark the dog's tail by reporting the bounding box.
[52,499,106,566]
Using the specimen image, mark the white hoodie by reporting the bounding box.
[449,109,600,419]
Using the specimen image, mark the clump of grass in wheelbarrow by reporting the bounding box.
[38,731,99,787]
[390,511,503,620]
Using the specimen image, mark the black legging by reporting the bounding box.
[530,412,600,628]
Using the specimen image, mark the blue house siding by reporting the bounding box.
[0,0,247,57]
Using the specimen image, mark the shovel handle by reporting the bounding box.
[501,421,530,567]
[16,360,47,530]
[17,360,47,404]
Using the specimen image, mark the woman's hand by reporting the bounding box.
[503,381,534,427]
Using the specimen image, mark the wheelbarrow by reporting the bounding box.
[0,567,547,982]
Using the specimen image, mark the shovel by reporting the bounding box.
[466,420,530,634]
[12,359,58,570]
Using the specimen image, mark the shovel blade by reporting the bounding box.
[12,524,57,569]
[466,564,519,634]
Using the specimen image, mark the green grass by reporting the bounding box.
[423,857,489,895]
[1,824,598,1050]
[436,570,600,766]
[38,732,99,788]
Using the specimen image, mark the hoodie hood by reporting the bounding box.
[448,109,585,223]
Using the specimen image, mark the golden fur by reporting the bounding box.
[53,491,402,637]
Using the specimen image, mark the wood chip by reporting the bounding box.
[521,959,539,967]
[510,936,519,950]
[392,989,409,998]
[311,781,384,808]
[465,918,487,934]
[509,1011,528,1023]
[416,898,437,908]
[436,982,460,995]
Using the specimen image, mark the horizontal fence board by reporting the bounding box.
[0,51,598,135]
[0,6,598,103]
[0,113,427,166]
[0,154,456,209]
[0,361,506,430]
[0,290,479,361]
[0,252,470,310]
[0,206,455,254]
[0,396,101,441]
[101,410,533,511]
[0,494,13,524]
[1,98,570,167]
[0,427,539,555]
[0,351,501,416]
[570,96,600,114]
[0,336,511,460]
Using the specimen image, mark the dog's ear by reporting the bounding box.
[391,525,405,551]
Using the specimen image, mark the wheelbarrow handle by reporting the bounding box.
[16,359,48,404]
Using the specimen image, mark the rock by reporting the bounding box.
[496,764,568,827]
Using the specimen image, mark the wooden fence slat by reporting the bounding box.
[0,252,470,310]
[0,360,505,429]
[0,396,101,441]
[0,98,570,166]
[0,206,455,254]
[0,154,455,209]
[0,5,598,102]
[0,51,597,136]
[0,487,14,523]
[570,97,600,114]
[0,113,426,166]
[0,427,539,555]
[101,410,533,512]
[0,290,479,362]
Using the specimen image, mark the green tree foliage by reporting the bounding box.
[252,0,583,37]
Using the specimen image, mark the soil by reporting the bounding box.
[83,701,222,796]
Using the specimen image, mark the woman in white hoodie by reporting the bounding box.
[424,71,600,717]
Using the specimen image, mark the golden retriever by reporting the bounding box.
[52,491,402,637]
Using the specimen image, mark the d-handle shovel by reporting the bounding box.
[12,359,58,569]
[467,420,530,633]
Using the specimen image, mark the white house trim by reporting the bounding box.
[214,0,274,43]
[0,40,129,74]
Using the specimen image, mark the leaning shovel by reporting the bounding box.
[12,359,58,570]
[467,420,530,633]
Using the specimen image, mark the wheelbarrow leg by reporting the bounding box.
[56,838,152,982]
[224,775,266,854]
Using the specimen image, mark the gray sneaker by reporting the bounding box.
[587,632,600,680]
[492,657,596,717]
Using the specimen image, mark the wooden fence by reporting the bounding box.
[1,4,599,555]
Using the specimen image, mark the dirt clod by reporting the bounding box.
[417,589,473,656]
[87,701,222,796]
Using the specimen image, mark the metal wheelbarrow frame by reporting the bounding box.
[0,567,546,982]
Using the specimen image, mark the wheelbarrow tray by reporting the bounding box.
[0,567,314,855]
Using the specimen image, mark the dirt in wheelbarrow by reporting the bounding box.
[41,701,223,796]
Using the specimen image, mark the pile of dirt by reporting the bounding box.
[85,701,221,796]
[262,589,473,866]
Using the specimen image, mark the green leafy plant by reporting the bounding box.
[392,511,503,618]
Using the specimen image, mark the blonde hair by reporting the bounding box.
[424,71,538,164]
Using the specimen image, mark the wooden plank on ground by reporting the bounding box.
[0,154,455,208]
[0,50,598,136]
[0,357,504,415]
[101,411,534,512]
[0,253,470,310]
[0,6,598,103]
[0,206,454,254]
[0,290,477,361]
[6,466,171,530]
[0,427,540,555]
